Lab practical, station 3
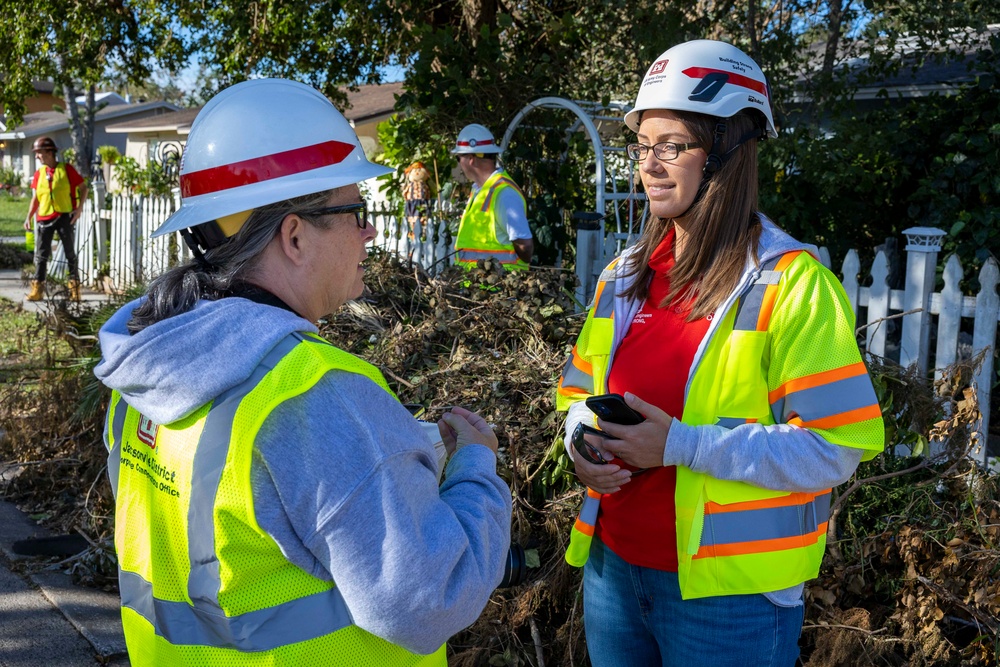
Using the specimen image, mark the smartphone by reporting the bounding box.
[585,393,645,425]
[571,423,609,465]
[403,403,426,419]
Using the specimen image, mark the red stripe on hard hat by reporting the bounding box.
[682,67,768,96]
[456,139,494,146]
[180,140,355,198]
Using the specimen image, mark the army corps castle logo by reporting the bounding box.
[137,417,158,449]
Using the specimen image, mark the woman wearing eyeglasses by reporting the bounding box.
[556,41,884,666]
[94,79,512,666]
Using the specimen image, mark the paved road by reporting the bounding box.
[0,258,128,665]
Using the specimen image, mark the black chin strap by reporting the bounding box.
[703,122,729,176]
[180,228,218,270]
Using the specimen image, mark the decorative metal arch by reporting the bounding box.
[500,97,610,215]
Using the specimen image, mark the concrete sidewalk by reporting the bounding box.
[0,501,129,666]
[0,267,111,311]
[0,259,128,664]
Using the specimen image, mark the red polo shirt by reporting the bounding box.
[597,228,712,571]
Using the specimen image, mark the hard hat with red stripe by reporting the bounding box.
[624,40,777,138]
[152,78,392,239]
[451,123,502,155]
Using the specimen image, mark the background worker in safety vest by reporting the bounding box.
[93,79,512,666]
[24,136,87,301]
[452,123,533,270]
[556,40,884,666]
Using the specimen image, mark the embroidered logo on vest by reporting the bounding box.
[137,417,158,449]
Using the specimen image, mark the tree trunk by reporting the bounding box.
[61,81,95,178]
[822,0,845,79]
[460,0,497,45]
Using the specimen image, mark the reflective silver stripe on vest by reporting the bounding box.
[124,332,356,649]
[456,249,520,264]
[591,278,616,320]
[107,393,129,499]
[771,373,878,424]
[559,354,594,395]
[577,492,600,528]
[732,255,786,332]
[699,491,831,548]
[715,417,750,429]
[119,571,353,651]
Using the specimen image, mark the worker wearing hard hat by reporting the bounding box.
[93,79,512,665]
[451,124,533,270]
[24,136,87,302]
[556,40,884,665]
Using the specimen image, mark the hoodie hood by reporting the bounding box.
[95,297,317,425]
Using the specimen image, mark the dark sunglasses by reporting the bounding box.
[301,202,368,229]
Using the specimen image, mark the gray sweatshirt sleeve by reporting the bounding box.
[252,371,512,654]
[664,421,862,492]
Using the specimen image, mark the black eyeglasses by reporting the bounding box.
[625,141,699,162]
[300,202,368,229]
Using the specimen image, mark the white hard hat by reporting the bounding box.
[152,78,392,238]
[451,123,502,155]
[624,40,777,138]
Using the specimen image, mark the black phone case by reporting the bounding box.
[585,393,644,425]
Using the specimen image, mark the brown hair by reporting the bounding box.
[619,109,764,320]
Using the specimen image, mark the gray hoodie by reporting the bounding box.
[95,296,512,654]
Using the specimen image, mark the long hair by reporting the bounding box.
[127,189,338,333]
[620,109,765,320]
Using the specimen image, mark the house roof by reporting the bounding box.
[794,24,999,102]
[105,106,201,134]
[103,81,406,135]
[75,91,128,107]
[341,81,404,123]
[0,100,181,140]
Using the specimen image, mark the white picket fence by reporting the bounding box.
[49,192,185,289]
[368,205,457,273]
[53,196,998,465]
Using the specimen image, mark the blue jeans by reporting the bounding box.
[583,539,804,667]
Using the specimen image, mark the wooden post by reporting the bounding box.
[840,250,861,322]
[971,258,999,467]
[900,227,946,372]
[866,250,891,358]
[934,254,964,383]
[573,213,603,310]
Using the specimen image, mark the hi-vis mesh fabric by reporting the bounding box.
[33,162,75,216]
[557,250,884,597]
[455,170,528,271]
[105,332,445,666]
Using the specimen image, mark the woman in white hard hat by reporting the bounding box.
[94,79,512,665]
[556,40,884,665]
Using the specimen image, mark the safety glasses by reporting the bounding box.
[301,202,368,229]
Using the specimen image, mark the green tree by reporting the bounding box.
[0,0,186,176]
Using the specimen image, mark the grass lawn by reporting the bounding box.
[0,194,29,238]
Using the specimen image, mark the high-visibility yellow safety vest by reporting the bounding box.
[105,332,446,665]
[455,170,528,271]
[557,249,884,599]
[33,163,76,217]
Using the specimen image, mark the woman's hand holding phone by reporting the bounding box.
[593,392,673,470]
